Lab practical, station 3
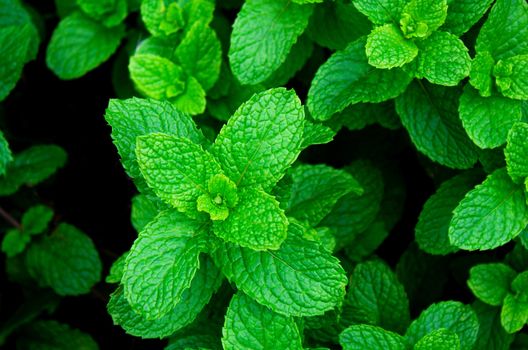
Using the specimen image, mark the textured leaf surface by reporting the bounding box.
[473,302,514,350]
[405,301,479,350]
[459,85,522,149]
[449,168,528,250]
[212,88,304,191]
[211,222,347,317]
[415,171,481,255]
[339,325,406,350]
[469,51,495,97]
[0,130,11,176]
[46,13,124,79]
[505,122,528,182]
[213,187,287,250]
[400,0,447,38]
[222,293,303,350]
[352,0,406,25]
[229,0,312,85]
[26,223,102,296]
[396,81,479,169]
[346,260,410,334]
[308,38,412,121]
[494,55,528,100]
[131,194,165,232]
[21,205,53,236]
[441,0,494,36]
[109,256,222,338]
[171,76,207,116]
[17,320,98,350]
[136,133,221,214]
[366,24,418,69]
[0,25,31,101]
[123,209,207,320]
[414,328,460,350]
[467,263,517,306]
[501,294,528,334]
[105,252,127,284]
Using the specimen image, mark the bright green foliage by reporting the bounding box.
[494,55,528,100]
[0,145,67,196]
[77,0,128,27]
[130,195,164,232]
[365,24,418,69]
[467,263,517,306]
[352,0,406,25]
[396,81,478,169]
[459,85,522,149]
[505,122,528,182]
[339,324,406,350]
[109,256,222,338]
[46,13,124,79]
[228,0,312,85]
[17,320,98,350]
[307,38,412,121]
[25,223,102,296]
[405,301,479,350]
[441,0,494,36]
[469,52,495,97]
[105,252,127,284]
[414,328,460,350]
[141,0,183,37]
[473,302,514,350]
[222,292,303,350]
[346,260,410,334]
[197,174,238,221]
[129,55,186,100]
[501,294,528,334]
[211,222,347,317]
[449,168,528,250]
[0,131,11,176]
[415,171,481,255]
[122,209,207,320]
[400,0,447,39]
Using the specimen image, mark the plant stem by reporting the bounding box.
[0,206,21,230]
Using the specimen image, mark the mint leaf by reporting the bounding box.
[344,220,389,262]
[285,164,362,227]
[77,0,127,27]
[109,256,222,338]
[340,325,406,350]
[494,55,528,100]
[197,174,238,221]
[46,13,124,79]
[307,38,412,121]
[505,122,528,182]
[131,194,165,232]
[352,0,406,25]
[346,260,410,334]
[229,0,312,85]
[105,252,127,284]
[222,292,303,350]
[469,52,495,97]
[415,171,482,255]
[26,223,102,296]
[400,0,447,39]
[212,187,287,250]
[395,81,479,169]
[105,98,207,187]
[17,320,98,350]
[22,205,53,236]
[1,229,29,258]
[459,85,522,149]
[122,209,207,320]
[414,328,460,350]
[473,302,515,350]
[0,130,11,176]
[415,31,471,86]
[366,24,418,69]
[0,25,31,101]
[171,76,207,115]
[141,0,183,37]
[136,133,222,215]
[467,263,517,306]
[441,0,494,36]
[501,294,528,334]
[301,120,336,149]
[449,168,528,250]
[405,301,479,350]
[212,88,304,191]
[211,222,347,317]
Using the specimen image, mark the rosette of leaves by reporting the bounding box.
[46,0,129,79]
[104,88,354,345]
[128,0,221,115]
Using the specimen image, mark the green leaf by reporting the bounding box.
[301,120,336,149]
[441,0,494,36]
[122,209,208,320]
[105,251,127,283]
[141,0,184,37]
[467,263,517,306]
[129,54,186,100]
[1,229,29,258]
[211,221,347,317]
[26,223,102,296]
[197,174,238,221]
[213,187,287,250]
[400,0,447,39]
[501,294,528,334]
[0,25,31,101]
[285,164,363,227]
[77,0,128,27]
[17,320,98,350]
[171,75,207,115]
[415,171,482,255]
[46,12,124,79]
[414,328,460,350]
[109,256,222,338]
[136,133,222,215]
[339,325,406,350]
[473,302,515,350]
[475,0,528,61]
[449,168,528,250]
[459,85,522,149]
[105,98,207,187]
[222,292,303,350]
[505,122,528,182]
[307,38,412,121]
[22,205,53,236]
[346,260,410,334]
[212,88,304,191]
[405,301,479,350]
[229,0,313,84]
[469,51,495,97]
[343,220,389,261]
[131,194,165,232]
[0,130,11,176]
[352,0,406,25]
[175,21,221,91]
[494,55,528,100]
[415,31,471,86]
[395,81,479,169]
[366,24,418,69]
